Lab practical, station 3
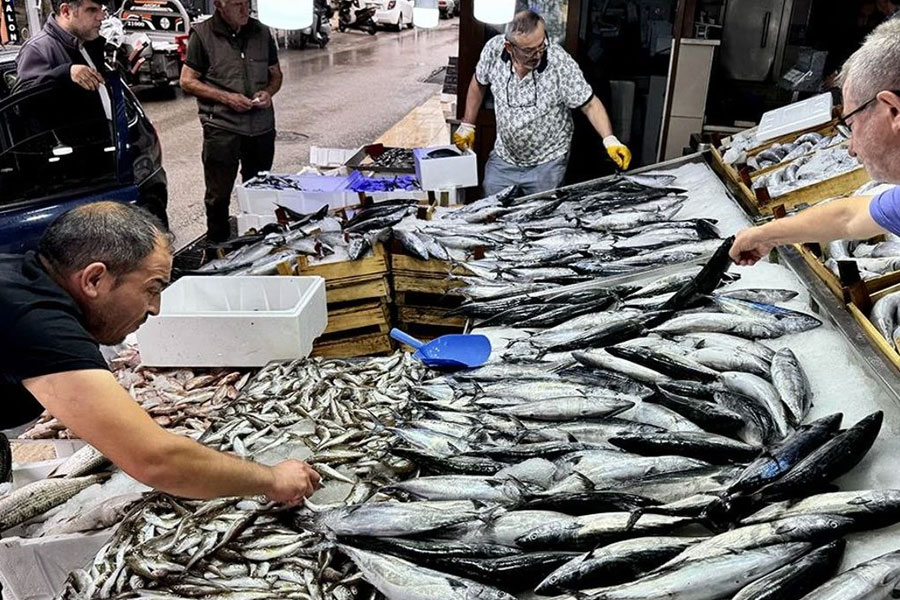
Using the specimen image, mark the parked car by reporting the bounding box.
[369,0,413,30]
[0,51,168,253]
[438,0,459,18]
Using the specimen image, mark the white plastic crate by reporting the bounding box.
[236,176,280,214]
[238,174,355,215]
[136,277,328,367]
[414,146,479,190]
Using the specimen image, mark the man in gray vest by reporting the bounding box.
[180,0,282,243]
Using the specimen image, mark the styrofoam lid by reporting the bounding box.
[756,92,833,143]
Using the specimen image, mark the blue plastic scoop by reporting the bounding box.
[390,328,492,370]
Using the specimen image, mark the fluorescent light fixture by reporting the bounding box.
[474,0,515,24]
[414,0,439,28]
[258,0,314,30]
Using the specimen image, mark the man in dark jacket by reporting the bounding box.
[180,0,282,243]
[14,0,107,92]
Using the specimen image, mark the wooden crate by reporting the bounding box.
[792,243,900,304]
[312,332,394,358]
[736,166,870,217]
[326,275,391,305]
[849,281,900,372]
[396,305,467,328]
[296,243,389,281]
[324,301,391,336]
[712,120,840,187]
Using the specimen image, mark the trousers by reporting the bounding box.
[202,125,276,242]
[482,151,569,197]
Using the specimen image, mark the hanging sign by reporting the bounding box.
[1,0,22,45]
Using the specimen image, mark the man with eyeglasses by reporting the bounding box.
[453,10,631,197]
[730,19,900,266]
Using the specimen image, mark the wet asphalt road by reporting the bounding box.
[136,20,459,248]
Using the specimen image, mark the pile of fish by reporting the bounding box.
[389,173,726,284]
[744,133,839,171]
[186,199,422,276]
[820,235,900,281]
[20,347,250,440]
[308,247,900,600]
[752,142,862,197]
[57,354,429,600]
[718,128,836,169]
[52,232,900,600]
[369,147,416,171]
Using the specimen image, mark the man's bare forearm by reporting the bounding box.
[582,97,614,139]
[751,196,883,246]
[463,77,486,124]
[181,75,231,105]
[143,433,275,499]
[265,66,283,97]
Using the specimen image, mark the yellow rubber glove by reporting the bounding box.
[603,135,632,170]
[453,123,476,151]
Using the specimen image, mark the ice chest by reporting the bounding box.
[237,174,353,215]
[136,276,328,367]
[414,146,478,190]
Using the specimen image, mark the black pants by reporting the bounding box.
[202,125,276,242]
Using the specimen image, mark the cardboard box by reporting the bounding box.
[414,146,478,191]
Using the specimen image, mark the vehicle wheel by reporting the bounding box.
[367,24,377,34]
[406,20,413,28]
[338,21,346,31]
[395,14,402,31]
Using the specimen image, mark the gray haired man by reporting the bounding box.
[730,18,900,264]
[0,202,320,503]
[454,10,631,197]
[180,0,283,243]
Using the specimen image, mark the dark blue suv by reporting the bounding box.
[0,48,168,253]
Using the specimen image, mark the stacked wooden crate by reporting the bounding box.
[391,252,469,341]
[286,244,394,358]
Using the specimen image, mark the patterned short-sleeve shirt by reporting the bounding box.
[476,34,594,168]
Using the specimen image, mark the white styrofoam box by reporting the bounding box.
[757,92,833,143]
[236,176,280,215]
[414,146,479,190]
[276,173,357,214]
[136,277,328,368]
[236,213,279,235]
[238,174,355,216]
[309,146,359,169]
[0,531,111,600]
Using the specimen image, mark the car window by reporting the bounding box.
[0,84,118,204]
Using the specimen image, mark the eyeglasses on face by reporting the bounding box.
[837,90,900,138]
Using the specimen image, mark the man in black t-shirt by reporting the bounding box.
[0,202,319,504]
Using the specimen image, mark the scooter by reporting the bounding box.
[299,0,333,48]
[338,0,377,35]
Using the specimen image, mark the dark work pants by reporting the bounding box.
[202,125,276,242]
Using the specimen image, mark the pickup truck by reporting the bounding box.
[116,0,196,89]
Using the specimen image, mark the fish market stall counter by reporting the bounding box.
[11,153,900,600]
